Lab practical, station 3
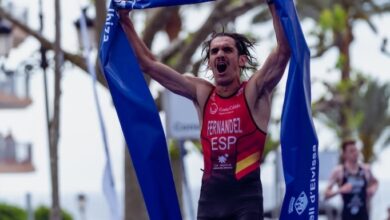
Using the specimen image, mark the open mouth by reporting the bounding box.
[216,63,227,73]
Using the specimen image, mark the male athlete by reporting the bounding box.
[325,140,378,220]
[116,0,290,219]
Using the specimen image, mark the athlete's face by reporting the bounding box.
[343,143,359,163]
[208,36,247,86]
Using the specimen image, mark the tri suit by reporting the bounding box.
[197,82,267,220]
[341,165,369,220]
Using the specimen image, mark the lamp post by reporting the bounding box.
[74,7,95,50]
[0,18,12,57]
[77,193,87,220]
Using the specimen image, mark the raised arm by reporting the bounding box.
[247,2,291,99]
[117,10,207,101]
[245,2,291,130]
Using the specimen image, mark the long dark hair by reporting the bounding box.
[201,32,258,74]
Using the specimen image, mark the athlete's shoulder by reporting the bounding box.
[360,163,374,177]
[186,75,214,113]
[183,74,213,93]
[360,163,371,170]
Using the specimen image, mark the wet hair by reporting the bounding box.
[341,140,356,152]
[201,32,258,74]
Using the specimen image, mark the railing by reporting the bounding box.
[0,138,34,173]
[0,62,32,108]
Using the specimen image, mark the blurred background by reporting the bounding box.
[0,0,390,219]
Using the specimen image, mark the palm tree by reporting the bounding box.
[256,0,390,154]
[314,75,390,162]
[298,0,390,139]
[250,1,390,157]
[313,74,366,139]
[355,79,390,162]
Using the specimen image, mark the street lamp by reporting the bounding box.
[0,18,13,57]
[74,7,96,50]
[77,193,87,220]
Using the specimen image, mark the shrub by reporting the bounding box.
[0,203,27,220]
[34,206,73,220]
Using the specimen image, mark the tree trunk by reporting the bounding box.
[339,23,353,81]
[360,134,374,163]
[49,0,62,219]
[336,6,354,139]
[93,0,106,46]
[142,7,180,48]
[171,142,183,216]
[94,0,108,87]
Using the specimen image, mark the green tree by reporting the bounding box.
[314,74,366,139]
[315,74,390,162]
[251,1,390,154]
[270,0,390,162]
[355,79,390,162]
[303,1,390,137]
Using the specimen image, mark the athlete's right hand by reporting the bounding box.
[113,0,133,10]
[115,0,132,19]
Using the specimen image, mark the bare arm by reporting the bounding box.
[324,168,340,200]
[117,10,209,101]
[364,165,379,198]
[324,166,353,200]
[325,167,343,200]
[247,3,291,98]
[245,2,291,130]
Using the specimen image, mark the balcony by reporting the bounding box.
[0,132,34,173]
[0,65,32,109]
[0,12,32,109]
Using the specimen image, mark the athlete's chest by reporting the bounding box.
[203,89,254,138]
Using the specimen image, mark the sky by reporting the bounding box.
[1,0,390,219]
